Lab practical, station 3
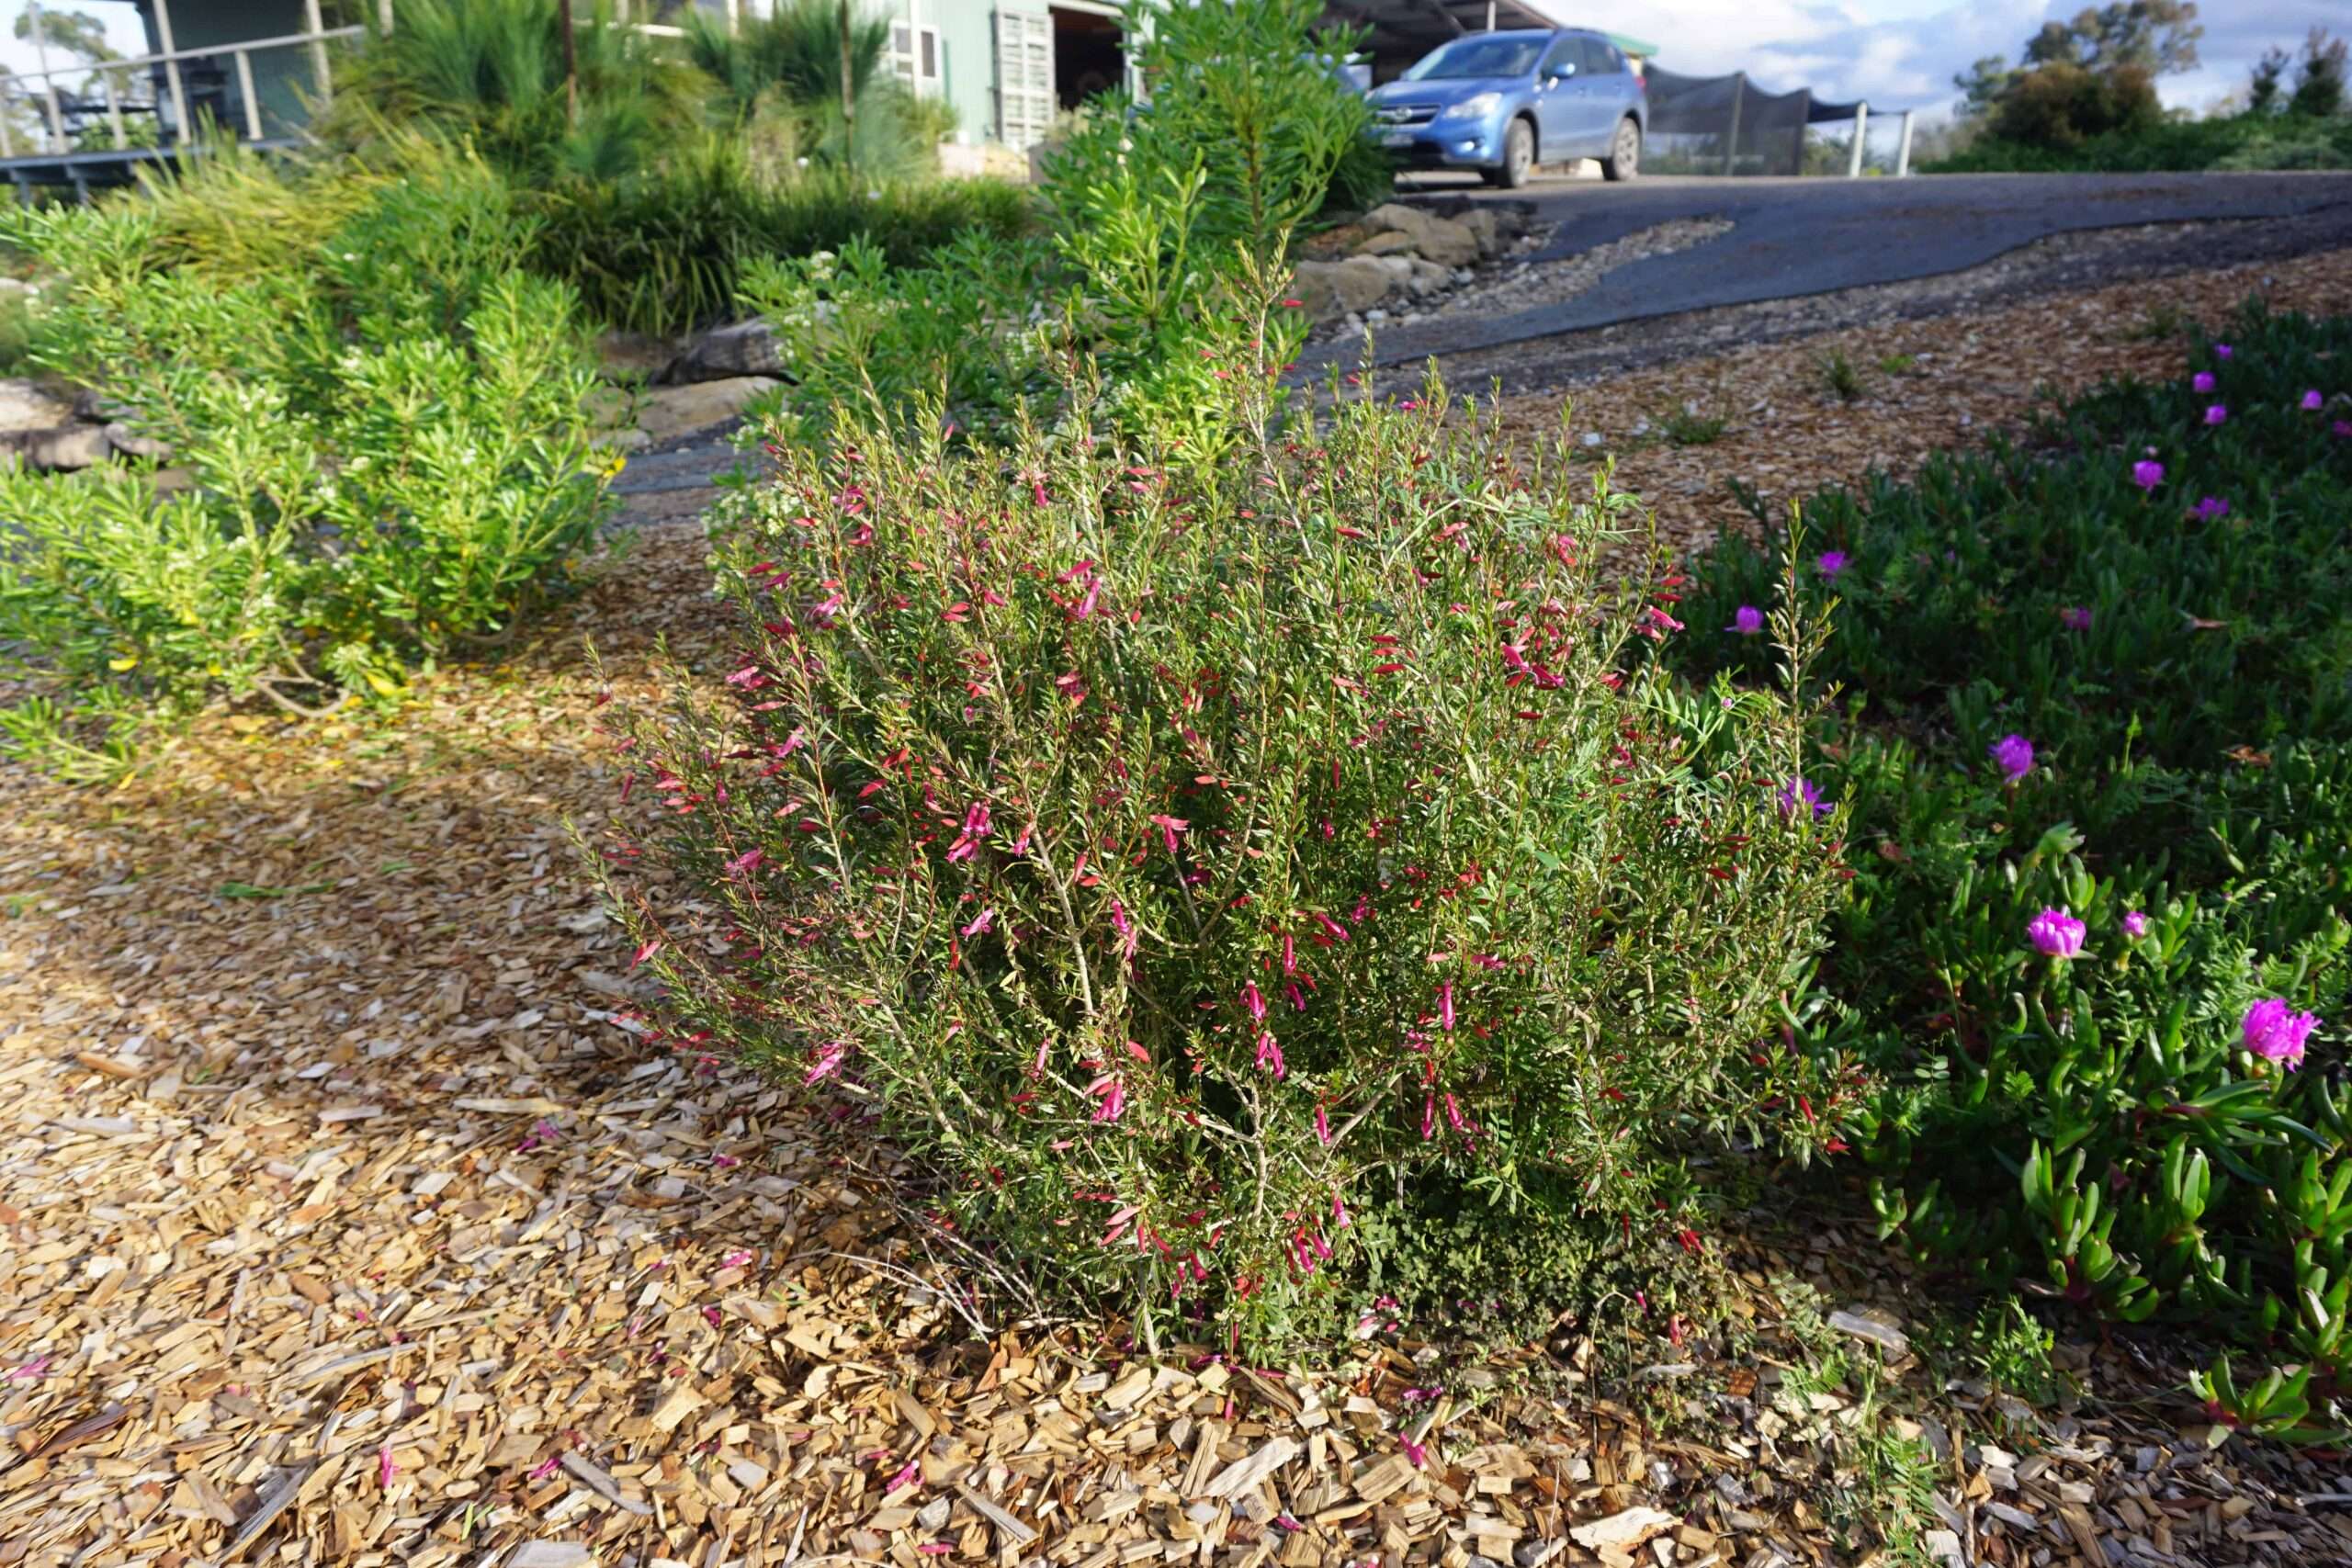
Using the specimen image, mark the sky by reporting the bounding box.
[0,1,2340,124]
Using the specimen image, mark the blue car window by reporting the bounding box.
[1538,38,1580,79]
[1403,37,1546,80]
[1577,39,1620,75]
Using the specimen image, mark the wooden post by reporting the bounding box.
[152,0,189,143]
[1721,73,1742,176]
[559,0,578,125]
[1894,108,1915,176]
[728,0,741,35]
[303,0,333,103]
[234,49,263,140]
[104,70,126,148]
[839,0,855,132]
[379,0,395,31]
[1846,102,1868,176]
[25,2,68,155]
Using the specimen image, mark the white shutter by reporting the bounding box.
[993,7,1054,150]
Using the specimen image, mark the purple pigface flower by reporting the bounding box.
[2060,605,2093,632]
[2203,404,2227,427]
[2132,459,2165,491]
[2337,420,2352,439]
[1728,604,1765,636]
[2214,343,2233,360]
[1815,550,1849,579]
[2121,910,2150,939]
[2192,371,2215,393]
[2027,907,2087,960]
[2302,389,2324,412]
[2191,496,2231,523]
[1777,775,1829,820]
[1989,732,2034,784]
[2242,998,2318,1069]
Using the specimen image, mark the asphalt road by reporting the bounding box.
[1298,171,2352,375]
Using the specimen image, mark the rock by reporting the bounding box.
[1361,202,1481,268]
[104,421,172,461]
[0,377,75,433]
[595,329,678,382]
[2,423,109,470]
[1569,1508,1679,1553]
[668,319,783,382]
[506,1546,591,1568]
[635,376,782,443]
[1368,254,1417,283]
[915,1496,951,1530]
[1353,230,1419,258]
[1514,1541,1566,1568]
[1459,208,1505,258]
[1289,256,1397,323]
[1405,259,1452,296]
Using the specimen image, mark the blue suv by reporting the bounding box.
[1367,29,1646,188]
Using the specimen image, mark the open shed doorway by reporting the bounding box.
[1050,5,1125,108]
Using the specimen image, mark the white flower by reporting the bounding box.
[796,156,810,167]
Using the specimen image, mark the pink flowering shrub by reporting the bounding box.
[601,358,1843,1344]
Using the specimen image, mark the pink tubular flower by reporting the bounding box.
[804,1040,849,1085]
[1148,814,1189,854]
[1988,733,2034,784]
[2121,909,2149,939]
[1437,982,1455,1032]
[1241,981,1266,1022]
[1728,604,1764,636]
[2027,908,2086,959]
[2203,404,2227,426]
[945,801,992,863]
[1255,1030,1286,1079]
[2192,371,2215,393]
[2060,605,2093,632]
[2302,389,2325,412]
[2132,459,2165,491]
[959,908,994,938]
[1111,898,1138,958]
[1315,1103,1332,1145]
[1087,1074,1127,1122]
[2243,998,2318,1068]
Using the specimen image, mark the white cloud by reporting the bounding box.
[1557,0,2332,122]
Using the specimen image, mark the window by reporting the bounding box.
[892,20,943,96]
[1538,37,1580,79]
[1403,36,1547,80]
[1577,39,1623,75]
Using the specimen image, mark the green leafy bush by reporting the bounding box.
[1668,303,2352,1439]
[602,352,1845,1348]
[684,0,946,180]
[0,161,615,776]
[739,0,1373,446]
[1928,107,2352,173]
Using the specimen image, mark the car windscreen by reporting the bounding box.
[1401,37,1544,80]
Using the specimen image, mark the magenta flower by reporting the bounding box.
[2132,459,2165,491]
[2192,496,2231,522]
[2302,389,2324,412]
[1241,981,1266,1022]
[1777,775,1829,820]
[1989,733,2034,783]
[959,908,995,937]
[2242,998,2318,1069]
[2337,420,2352,439]
[2203,404,2227,427]
[2214,343,2233,359]
[1148,813,1189,854]
[1815,550,1849,579]
[1087,1074,1127,1122]
[2027,908,2086,959]
[2060,605,2093,632]
[1254,1030,1286,1079]
[804,1040,849,1086]
[2121,910,2149,939]
[1728,604,1764,636]
[1438,982,1455,1032]
[2192,371,2215,393]
[944,801,992,863]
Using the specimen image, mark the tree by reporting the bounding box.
[2020,3,2201,78]
[2289,28,2346,118]
[2249,45,2289,113]
[1952,54,2019,118]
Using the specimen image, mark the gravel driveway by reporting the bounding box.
[1296,171,2352,377]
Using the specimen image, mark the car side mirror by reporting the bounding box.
[1547,65,1575,83]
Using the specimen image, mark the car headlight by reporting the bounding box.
[1438,92,1502,122]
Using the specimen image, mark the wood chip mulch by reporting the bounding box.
[6,257,2352,1568]
[1473,245,2352,566]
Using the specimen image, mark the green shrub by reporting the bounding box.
[1986,61,2161,150]
[535,150,1031,337]
[0,169,616,776]
[1668,303,2352,1439]
[1928,107,2352,173]
[602,352,1845,1348]
[684,0,945,179]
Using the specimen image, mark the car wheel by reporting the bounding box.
[1601,117,1640,182]
[1496,118,1535,188]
